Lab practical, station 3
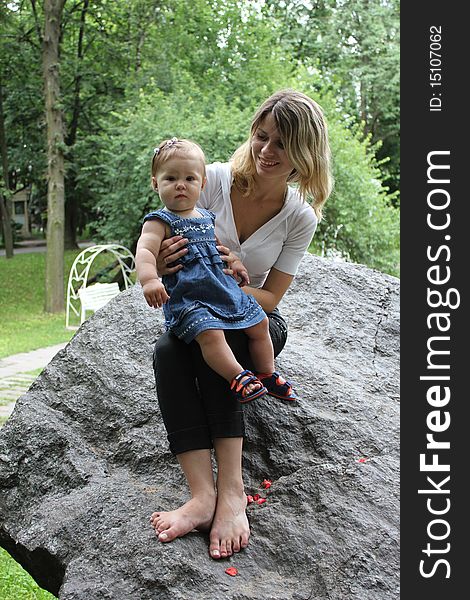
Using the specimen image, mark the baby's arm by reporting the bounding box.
[230,259,250,287]
[136,220,170,308]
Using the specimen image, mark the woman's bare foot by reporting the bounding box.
[209,486,250,559]
[150,494,216,543]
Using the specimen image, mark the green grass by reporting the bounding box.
[0,251,82,358]
[0,548,56,599]
[0,250,133,358]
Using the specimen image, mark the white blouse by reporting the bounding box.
[197,162,317,289]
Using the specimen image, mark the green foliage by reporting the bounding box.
[2,0,399,277]
[313,113,399,275]
[79,85,254,247]
[0,4,45,192]
[263,0,400,193]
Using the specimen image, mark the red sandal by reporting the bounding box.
[257,371,298,401]
[230,370,267,403]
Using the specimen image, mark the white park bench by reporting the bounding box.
[66,244,135,330]
[77,282,120,324]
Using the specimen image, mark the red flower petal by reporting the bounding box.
[261,479,272,489]
[246,495,254,504]
[257,497,267,505]
[253,493,260,501]
[225,567,238,577]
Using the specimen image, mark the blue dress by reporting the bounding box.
[143,208,266,343]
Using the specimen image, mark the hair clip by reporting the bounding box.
[153,137,179,158]
[165,137,179,148]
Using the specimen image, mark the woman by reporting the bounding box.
[149,89,333,560]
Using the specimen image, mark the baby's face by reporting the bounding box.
[153,151,206,213]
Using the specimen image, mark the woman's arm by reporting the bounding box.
[242,268,294,314]
[215,244,293,312]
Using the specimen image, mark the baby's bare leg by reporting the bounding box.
[195,330,260,393]
[244,317,275,374]
[195,330,244,382]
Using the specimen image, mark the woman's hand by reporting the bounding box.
[216,244,250,286]
[156,235,188,276]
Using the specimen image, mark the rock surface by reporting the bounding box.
[0,254,399,600]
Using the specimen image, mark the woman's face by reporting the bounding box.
[251,112,293,183]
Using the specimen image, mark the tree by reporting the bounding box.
[43,0,66,312]
[1,1,50,247]
[62,0,89,249]
[0,77,14,258]
[0,5,17,258]
[313,105,399,275]
[1,0,140,251]
[2,0,399,278]
[263,0,400,194]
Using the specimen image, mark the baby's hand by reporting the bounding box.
[142,279,170,308]
[231,259,250,287]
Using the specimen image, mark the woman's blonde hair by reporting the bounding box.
[231,89,333,220]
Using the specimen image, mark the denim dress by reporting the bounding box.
[143,208,266,343]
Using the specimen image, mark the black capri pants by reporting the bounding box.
[153,309,288,455]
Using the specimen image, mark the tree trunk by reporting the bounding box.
[0,79,14,258]
[64,0,89,250]
[64,184,79,249]
[0,196,14,258]
[43,0,66,313]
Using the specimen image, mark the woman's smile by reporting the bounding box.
[258,157,280,169]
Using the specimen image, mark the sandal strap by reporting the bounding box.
[233,369,254,382]
[231,376,259,394]
[230,370,261,397]
[260,371,292,386]
[259,371,295,397]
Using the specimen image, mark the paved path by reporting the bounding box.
[0,343,67,421]
[0,240,94,256]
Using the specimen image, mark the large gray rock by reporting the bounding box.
[0,254,399,599]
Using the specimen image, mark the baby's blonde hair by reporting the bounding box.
[231,89,333,220]
[151,138,206,180]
